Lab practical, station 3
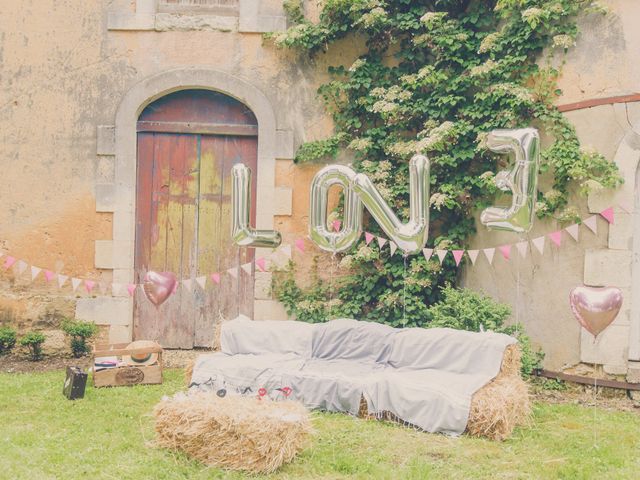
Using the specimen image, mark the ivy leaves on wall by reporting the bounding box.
[268,0,621,326]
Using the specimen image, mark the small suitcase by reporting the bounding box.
[63,366,88,400]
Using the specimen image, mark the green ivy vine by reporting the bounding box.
[268,0,622,327]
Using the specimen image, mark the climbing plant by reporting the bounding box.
[269,0,621,327]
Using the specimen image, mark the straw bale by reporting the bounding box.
[153,392,312,474]
[184,361,194,387]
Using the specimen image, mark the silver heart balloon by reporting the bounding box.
[143,271,177,307]
[569,286,623,338]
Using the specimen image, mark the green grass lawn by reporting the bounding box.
[1,370,639,479]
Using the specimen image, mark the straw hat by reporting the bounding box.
[122,340,160,366]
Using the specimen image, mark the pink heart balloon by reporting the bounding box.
[569,286,623,338]
[143,271,177,307]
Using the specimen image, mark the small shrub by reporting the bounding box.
[0,326,17,354]
[427,285,544,377]
[62,319,98,358]
[20,331,46,361]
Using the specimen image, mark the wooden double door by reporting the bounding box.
[133,90,257,348]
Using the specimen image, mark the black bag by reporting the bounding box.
[63,366,88,400]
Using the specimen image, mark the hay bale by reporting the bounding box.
[153,392,312,474]
[184,361,194,387]
[465,344,531,441]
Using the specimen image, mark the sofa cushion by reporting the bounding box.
[311,318,396,363]
[387,327,515,376]
[221,317,313,356]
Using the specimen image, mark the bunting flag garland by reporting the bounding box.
[532,236,545,255]
[549,230,562,247]
[30,266,41,281]
[600,207,614,224]
[0,203,621,298]
[515,241,528,259]
[618,202,633,214]
[583,215,598,234]
[483,248,495,264]
[365,232,374,245]
[499,245,511,261]
[565,224,579,242]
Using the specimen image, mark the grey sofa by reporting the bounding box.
[190,317,515,435]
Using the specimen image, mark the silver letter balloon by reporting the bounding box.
[480,128,540,234]
[308,164,362,253]
[230,164,282,248]
[352,154,430,255]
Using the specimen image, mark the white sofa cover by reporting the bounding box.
[190,317,516,436]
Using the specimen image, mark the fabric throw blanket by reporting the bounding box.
[190,317,515,436]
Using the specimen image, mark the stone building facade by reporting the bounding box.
[0,0,639,379]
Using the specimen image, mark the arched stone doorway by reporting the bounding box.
[133,89,258,348]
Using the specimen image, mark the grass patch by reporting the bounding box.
[0,370,639,479]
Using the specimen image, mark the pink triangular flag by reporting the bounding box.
[84,280,96,294]
[71,278,82,292]
[3,256,16,269]
[452,250,464,266]
[377,237,387,249]
[16,260,28,274]
[332,220,341,232]
[583,215,598,235]
[57,274,68,288]
[549,230,562,247]
[210,273,221,284]
[499,245,511,261]
[515,241,528,259]
[365,232,374,245]
[44,270,55,282]
[483,248,495,264]
[389,241,398,256]
[256,258,267,272]
[467,250,479,265]
[227,267,238,279]
[127,284,137,296]
[294,238,305,253]
[241,263,252,275]
[565,224,579,242]
[196,276,207,290]
[436,249,448,264]
[600,207,614,224]
[182,279,193,290]
[531,236,545,255]
[423,248,433,261]
[30,266,42,281]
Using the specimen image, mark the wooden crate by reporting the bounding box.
[93,342,163,388]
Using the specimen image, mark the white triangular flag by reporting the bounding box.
[377,237,387,249]
[112,282,123,296]
[436,249,448,264]
[423,248,433,261]
[30,266,41,281]
[389,241,398,256]
[483,248,495,264]
[0,251,4,258]
[16,260,27,274]
[618,201,633,214]
[565,223,579,242]
[98,282,108,295]
[57,274,68,288]
[241,262,252,275]
[583,215,597,235]
[196,276,207,290]
[227,267,238,279]
[531,236,545,255]
[71,278,82,292]
[278,244,292,259]
[515,241,528,258]
[182,279,193,291]
[467,249,479,265]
